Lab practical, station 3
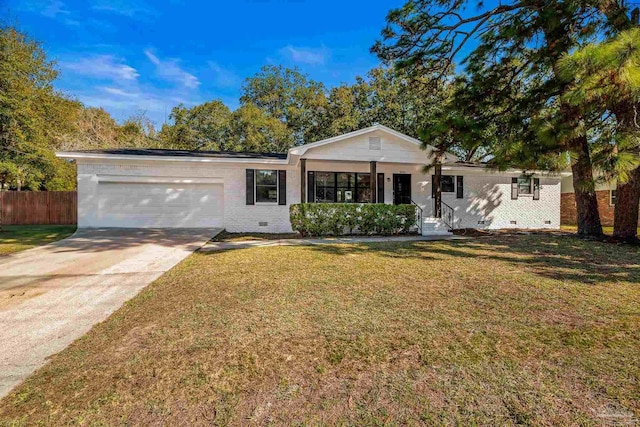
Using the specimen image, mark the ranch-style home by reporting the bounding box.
[56,124,562,235]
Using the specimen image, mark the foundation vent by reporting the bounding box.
[259,221,268,227]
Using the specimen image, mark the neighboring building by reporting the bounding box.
[560,176,638,226]
[57,125,562,235]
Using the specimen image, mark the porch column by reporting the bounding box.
[370,161,377,203]
[300,159,306,203]
[434,163,442,218]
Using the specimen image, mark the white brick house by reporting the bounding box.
[57,125,562,235]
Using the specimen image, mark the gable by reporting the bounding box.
[289,125,456,164]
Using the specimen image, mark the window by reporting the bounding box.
[315,172,336,203]
[336,173,355,202]
[255,170,278,203]
[356,173,372,202]
[518,177,532,195]
[610,190,617,205]
[441,175,455,193]
[313,172,371,203]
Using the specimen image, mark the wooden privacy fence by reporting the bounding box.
[0,191,77,225]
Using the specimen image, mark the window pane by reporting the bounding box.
[316,172,335,187]
[337,173,354,187]
[337,189,355,202]
[256,185,277,203]
[611,190,617,205]
[357,188,372,203]
[518,177,532,194]
[256,170,277,185]
[441,175,455,193]
[316,187,335,203]
[357,173,371,187]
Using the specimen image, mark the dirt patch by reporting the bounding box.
[0,287,46,309]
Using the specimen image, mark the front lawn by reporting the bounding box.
[1,234,639,425]
[561,224,640,235]
[0,225,76,256]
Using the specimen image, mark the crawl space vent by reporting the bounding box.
[259,221,268,227]
[369,137,381,150]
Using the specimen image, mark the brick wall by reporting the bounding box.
[561,190,639,226]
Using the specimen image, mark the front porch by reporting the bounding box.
[298,159,453,236]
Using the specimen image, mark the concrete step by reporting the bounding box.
[422,217,453,236]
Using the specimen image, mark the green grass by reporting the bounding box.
[1,233,639,425]
[0,225,76,256]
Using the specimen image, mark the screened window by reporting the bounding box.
[518,177,532,195]
[313,172,371,203]
[441,175,455,193]
[255,170,278,203]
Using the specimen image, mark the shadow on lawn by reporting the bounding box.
[303,234,640,285]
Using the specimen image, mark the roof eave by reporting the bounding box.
[55,151,290,164]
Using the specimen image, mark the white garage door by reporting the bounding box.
[96,182,224,228]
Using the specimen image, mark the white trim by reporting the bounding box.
[442,165,563,177]
[57,151,289,164]
[288,124,458,162]
[96,175,224,184]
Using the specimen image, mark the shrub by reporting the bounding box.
[289,203,417,236]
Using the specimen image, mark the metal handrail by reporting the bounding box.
[410,199,423,235]
[440,201,455,231]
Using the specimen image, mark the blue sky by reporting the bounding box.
[7,0,405,126]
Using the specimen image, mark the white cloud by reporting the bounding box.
[208,62,240,88]
[19,0,79,25]
[101,86,139,98]
[144,49,200,89]
[280,45,330,65]
[90,0,155,18]
[60,55,139,82]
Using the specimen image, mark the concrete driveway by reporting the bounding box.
[0,228,219,398]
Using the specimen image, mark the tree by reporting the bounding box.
[61,107,119,150]
[229,104,294,153]
[322,67,454,151]
[117,112,158,148]
[560,28,640,241]
[159,101,233,151]
[372,0,636,237]
[0,25,79,192]
[240,65,328,145]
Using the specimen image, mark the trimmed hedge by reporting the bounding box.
[290,203,417,236]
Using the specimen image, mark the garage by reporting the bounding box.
[95,178,224,228]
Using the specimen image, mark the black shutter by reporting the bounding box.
[307,171,315,203]
[278,170,286,205]
[432,175,436,199]
[246,169,255,205]
[533,178,540,200]
[377,173,384,203]
[456,176,463,199]
[511,177,518,200]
